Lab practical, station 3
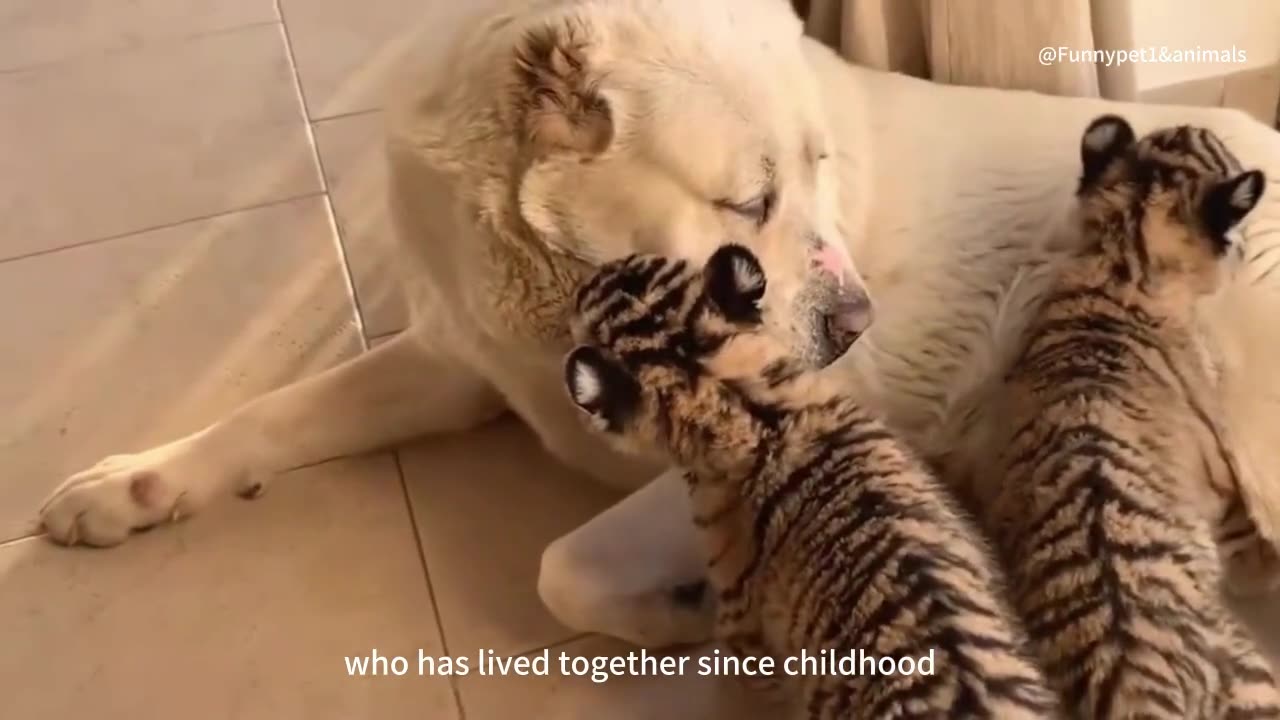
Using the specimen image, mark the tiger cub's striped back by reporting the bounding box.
[992,114,1279,719]
[564,246,1057,719]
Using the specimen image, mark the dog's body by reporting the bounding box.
[38,0,1280,648]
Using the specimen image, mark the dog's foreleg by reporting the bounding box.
[39,331,504,546]
[538,467,714,647]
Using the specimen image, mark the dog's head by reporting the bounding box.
[507,0,870,368]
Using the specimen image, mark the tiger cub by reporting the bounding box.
[990,114,1280,719]
[563,246,1057,719]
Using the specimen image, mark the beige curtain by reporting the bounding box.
[795,0,1101,97]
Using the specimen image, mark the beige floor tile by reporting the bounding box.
[457,636,781,720]
[313,112,409,338]
[0,197,360,542]
[0,454,460,720]
[0,0,276,72]
[0,24,321,259]
[278,0,488,119]
[1223,64,1280,127]
[399,418,621,659]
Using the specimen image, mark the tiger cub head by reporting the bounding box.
[1075,114,1266,296]
[563,245,816,475]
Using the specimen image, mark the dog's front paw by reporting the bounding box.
[38,438,262,547]
[40,453,179,546]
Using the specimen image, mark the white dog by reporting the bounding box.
[38,0,1280,648]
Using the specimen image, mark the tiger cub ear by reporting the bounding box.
[513,19,614,156]
[564,346,640,433]
[703,244,767,324]
[1202,169,1266,244]
[1079,114,1136,191]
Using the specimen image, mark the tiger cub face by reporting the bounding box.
[562,245,808,475]
[1075,114,1265,296]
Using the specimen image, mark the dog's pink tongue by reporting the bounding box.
[811,243,848,287]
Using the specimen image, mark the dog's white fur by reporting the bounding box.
[38,0,1280,647]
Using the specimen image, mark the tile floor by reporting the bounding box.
[3,3,1279,719]
[0,2,783,718]
[0,1,724,718]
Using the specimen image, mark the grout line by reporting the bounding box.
[0,532,40,549]
[0,20,283,75]
[519,633,591,658]
[273,0,369,351]
[366,330,403,347]
[391,450,468,720]
[0,191,327,266]
[311,107,384,125]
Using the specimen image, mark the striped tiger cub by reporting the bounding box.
[990,114,1279,719]
[563,246,1057,719]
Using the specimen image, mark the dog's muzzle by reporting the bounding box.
[808,241,873,367]
[814,289,873,367]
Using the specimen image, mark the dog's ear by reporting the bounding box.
[1079,114,1136,192]
[564,346,640,433]
[1202,169,1266,244]
[513,19,614,156]
[704,244,767,324]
